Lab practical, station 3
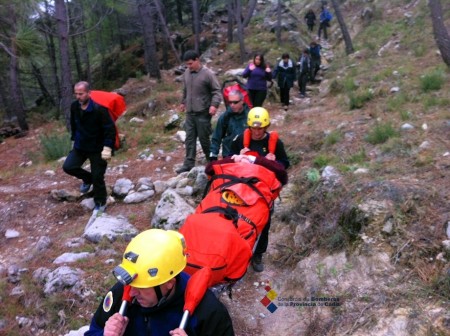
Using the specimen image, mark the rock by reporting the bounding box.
[447,221,450,239]
[33,267,51,283]
[224,68,245,77]
[113,178,134,197]
[422,123,428,130]
[419,141,430,150]
[44,170,56,177]
[151,189,195,230]
[442,240,450,251]
[137,177,154,191]
[176,186,194,196]
[83,214,138,243]
[65,238,86,248]
[5,229,20,239]
[81,198,96,210]
[42,266,85,295]
[176,131,186,143]
[354,168,369,174]
[10,286,24,297]
[123,190,155,203]
[390,87,400,93]
[129,117,144,123]
[164,114,181,130]
[35,236,52,252]
[153,180,169,194]
[16,316,32,328]
[50,189,80,202]
[401,123,414,131]
[53,252,93,264]
[321,166,342,187]
[382,218,395,235]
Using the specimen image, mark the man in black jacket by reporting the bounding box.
[85,229,235,336]
[63,81,116,215]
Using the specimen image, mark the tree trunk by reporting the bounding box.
[154,0,181,64]
[0,71,15,123]
[192,0,201,53]
[176,0,183,25]
[44,0,61,115]
[243,0,257,28]
[55,0,74,130]
[31,63,56,107]
[330,0,354,55]
[137,0,161,79]
[227,0,234,43]
[8,9,28,131]
[428,0,450,67]
[79,1,92,82]
[276,0,282,45]
[234,0,246,63]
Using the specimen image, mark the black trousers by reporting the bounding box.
[298,73,309,95]
[254,208,274,255]
[63,148,108,206]
[280,86,290,106]
[318,22,328,39]
[248,89,267,107]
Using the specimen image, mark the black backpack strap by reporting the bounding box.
[202,206,258,236]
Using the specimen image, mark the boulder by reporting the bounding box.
[151,189,195,230]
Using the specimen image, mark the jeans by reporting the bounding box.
[63,148,108,206]
[183,111,212,167]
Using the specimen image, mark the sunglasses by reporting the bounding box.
[229,100,241,105]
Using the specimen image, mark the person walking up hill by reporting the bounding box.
[242,53,272,107]
[273,53,296,110]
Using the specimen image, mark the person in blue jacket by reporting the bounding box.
[210,90,250,161]
[318,6,333,40]
[273,53,296,110]
[242,53,272,107]
[85,229,234,336]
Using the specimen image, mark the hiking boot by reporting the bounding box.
[80,182,92,193]
[251,253,264,272]
[93,204,106,217]
[175,165,193,174]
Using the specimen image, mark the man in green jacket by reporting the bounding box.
[210,90,250,161]
[177,50,222,174]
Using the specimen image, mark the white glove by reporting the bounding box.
[101,146,112,161]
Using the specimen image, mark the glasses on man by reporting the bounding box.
[229,100,241,105]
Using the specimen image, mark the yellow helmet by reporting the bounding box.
[247,107,270,128]
[113,229,187,288]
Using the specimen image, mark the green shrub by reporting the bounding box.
[313,154,331,168]
[324,130,342,146]
[349,90,373,110]
[343,77,358,92]
[365,122,399,145]
[40,133,71,161]
[420,71,444,92]
[386,92,408,112]
[306,168,320,184]
[347,148,367,164]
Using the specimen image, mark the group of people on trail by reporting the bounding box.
[304,5,333,40]
[65,6,331,331]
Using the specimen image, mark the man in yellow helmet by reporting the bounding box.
[85,229,234,336]
[230,107,290,272]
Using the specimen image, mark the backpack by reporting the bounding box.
[222,77,253,108]
[325,10,333,22]
[90,91,127,150]
[180,162,282,285]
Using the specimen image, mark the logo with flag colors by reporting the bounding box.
[260,280,278,313]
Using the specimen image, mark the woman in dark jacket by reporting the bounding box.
[273,53,296,110]
[242,53,272,107]
[304,9,316,32]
